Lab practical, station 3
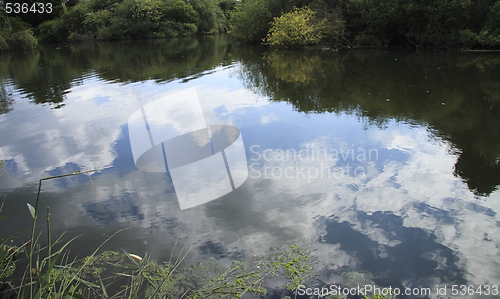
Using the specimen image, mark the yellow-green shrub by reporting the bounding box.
[264,7,326,47]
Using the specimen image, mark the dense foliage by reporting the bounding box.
[34,0,233,42]
[229,0,272,44]
[0,0,236,49]
[265,7,326,47]
[1,0,500,50]
[0,12,38,51]
[230,0,500,49]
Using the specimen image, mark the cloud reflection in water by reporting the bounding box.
[0,69,499,293]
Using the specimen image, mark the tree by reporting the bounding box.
[229,0,273,43]
[189,0,225,34]
[162,0,199,24]
[0,13,37,51]
[217,0,237,32]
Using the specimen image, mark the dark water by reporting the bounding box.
[1,35,500,297]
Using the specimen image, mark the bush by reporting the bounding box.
[83,9,113,34]
[0,35,8,51]
[162,0,199,24]
[265,7,326,47]
[36,1,92,43]
[0,17,37,51]
[158,21,197,37]
[96,26,114,40]
[308,2,346,47]
[8,29,38,50]
[459,29,500,49]
[189,0,225,34]
[89,0,200,40]
[160,0,199,36]
[37,19,68,43]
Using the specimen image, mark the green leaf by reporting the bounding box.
[27,203,36,218]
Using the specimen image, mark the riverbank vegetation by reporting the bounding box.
[0,171,395,298]
[1,205,395,298]
[0,171,316,298]
[1,0,500,52]
[0,0,234,50]
[0,168,401,298]
[231,0,500,49]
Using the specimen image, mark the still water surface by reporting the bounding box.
[1,35,500,297]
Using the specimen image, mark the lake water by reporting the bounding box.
[1,35,500,297]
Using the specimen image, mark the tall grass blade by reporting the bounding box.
[26,203,35,219]
[46,207,51,272]
[149,247,191,299]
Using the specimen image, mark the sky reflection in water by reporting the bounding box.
[0,44,499,296]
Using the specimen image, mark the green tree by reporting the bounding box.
[129,0,163,38]
[335,0,500,49]
[162,0,199,24]
[36,0,92,43]
[217,0,237,32]
[83,9,113,40]
[229,0,273,43]
[158,0,199,36]
[399,0,472,48]
[189,0,225,34]
[478,0,500,46]
[0,14,37,51]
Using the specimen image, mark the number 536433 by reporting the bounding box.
[5,2,53,14]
